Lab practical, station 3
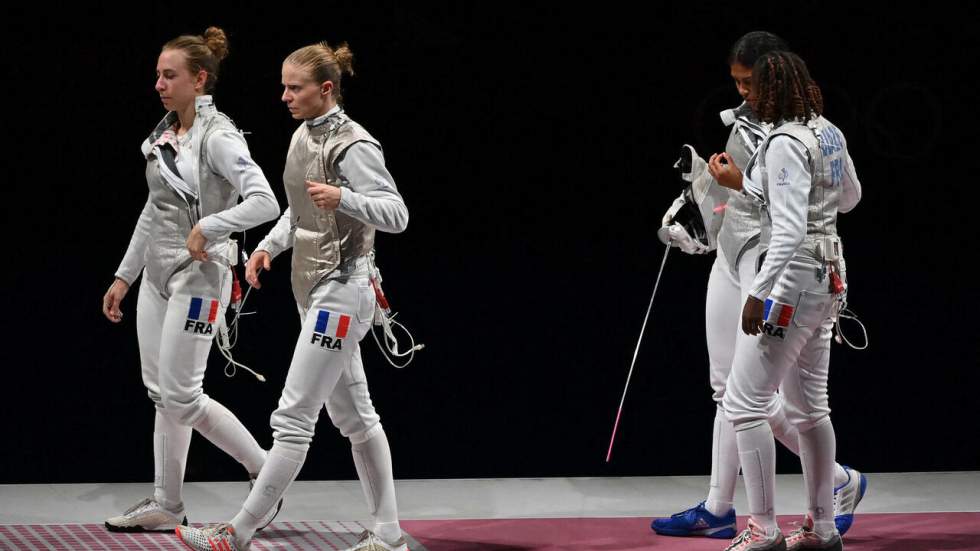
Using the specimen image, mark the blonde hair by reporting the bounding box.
[284,41,355,103]
[163,26,229,93]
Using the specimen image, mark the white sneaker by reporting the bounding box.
[724,519,787,551]
[344,530,408,551]
[785,516,843,551]
[176,523,249,551]
[248,477,284,531]
[104,498,187,533]
[833,465,868,535]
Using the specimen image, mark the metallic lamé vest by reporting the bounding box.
[284,111,380,308]
[750,117,846,261]
[718,104,768,271]
[142,100,240,293]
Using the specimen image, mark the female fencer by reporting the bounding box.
[652,32,865,541]
[101,27,280,532]
[712,51,862,551]
[175,41,409,551]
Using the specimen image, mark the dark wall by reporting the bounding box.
[3,4,977,484]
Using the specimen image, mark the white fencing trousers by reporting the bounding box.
[704,246,799,516]
[724,258,838,530]
[269,275,379,449]
[723,260,836,430]
[238,275,400,542]
[135,263,267,510]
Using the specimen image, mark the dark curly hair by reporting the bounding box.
[728,31,789,68]
[751,51,823,124]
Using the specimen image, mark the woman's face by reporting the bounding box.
[730,62,755,108]
[155,49,204,113]
[281,63,333,120]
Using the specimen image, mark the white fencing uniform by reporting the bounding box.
[114,96,280,512]
[667,105,808,517]
[723,115,861,537]
[660,104,859,519]
[233,106,408,546]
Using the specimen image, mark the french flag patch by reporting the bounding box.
[314,310,351,338]
[188,297,220,323]
[311,310,351,351]
[763,299,794,327]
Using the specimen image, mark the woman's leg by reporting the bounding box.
[703,253,744,518]
[724,293,821,538]
[781,317,838,539]
[158,269,266,476]
[326,345,401,543]
[105,280,191,532]
[232,278,375,544]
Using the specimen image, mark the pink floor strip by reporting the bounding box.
[0,523,428,550]
[402,512,980,551]
[4,514,978,550]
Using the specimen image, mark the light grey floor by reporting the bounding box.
[1,472,977,525]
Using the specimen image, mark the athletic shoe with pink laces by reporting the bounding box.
[343,529,408,551]
[785,516,843,551]
[176,522,249,551]
[723,518,786,551]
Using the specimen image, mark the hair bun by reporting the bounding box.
[203,26,229,61]
[333,42,355,76]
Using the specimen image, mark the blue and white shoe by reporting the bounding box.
[833,466,867,535]
[651,501,737,539]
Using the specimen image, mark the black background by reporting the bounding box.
[3,3,978,485]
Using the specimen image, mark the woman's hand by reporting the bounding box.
[306,180,341,210]
[741,295,766,335]
[708,152,743,190]
[245,250,272,289]
[102,278,130,323]
[187,224,209,262]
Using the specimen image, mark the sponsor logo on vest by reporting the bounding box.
[310,310,351,352]
[184,297,218,335]
[777,167,789,186]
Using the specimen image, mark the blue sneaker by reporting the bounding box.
[651,501,737,538]
[833,466,868,535]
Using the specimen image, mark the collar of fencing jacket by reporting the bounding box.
[306,104,343,131]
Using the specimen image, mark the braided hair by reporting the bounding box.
[751,51,823,124]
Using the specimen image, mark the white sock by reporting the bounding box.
[153,411,192,513]
[799,419,837,538]
[736,421,778,535]
[768,406,801,456]
[705,406,738,517]
[232,443,307,543]
[352,425,401,543]
[193,399,267,476]
[771,407,848,489]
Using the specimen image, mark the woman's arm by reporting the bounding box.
[115,197,153,285]
[334,142,409,233]
[198,130,280,239]
[838,148,862,213]
[748,136,812,301]
[254,206,295,259]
